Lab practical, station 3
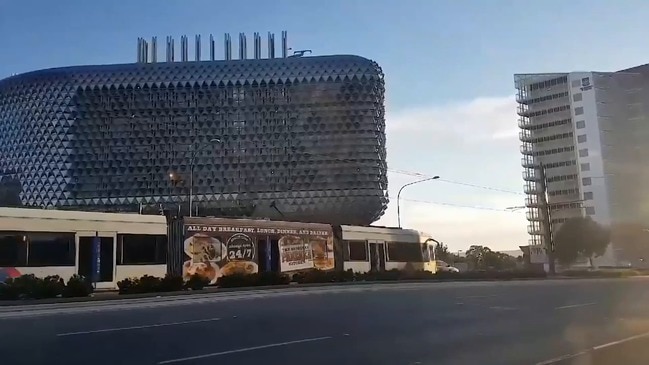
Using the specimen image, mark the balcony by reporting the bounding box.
[520,142,534,155]
[527,223,544,235]
[526,208,543,221]
[521,156,539,168]
[523,181,541,194]
[522,169,540,182]
[519,129,534,142]
[518,117,534,130]
[525,195,542,207]
[516,93,530,104]
[517,105,536,117]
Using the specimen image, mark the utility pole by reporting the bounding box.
[538,163,555,275]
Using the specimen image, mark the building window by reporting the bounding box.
[27,233,76,267]
[0,232,26,267]
[579,148,589,157]
[577,134,587,143]
[581,163,591,171]
[346,240,368,261]
[576,120,586,129]
[582,177,592,186]
[585,206,596,215]
[386,242,423,262]
[584,192,594,200]
[117,234,167,265]
[574,107,584,115]
[571,79,581,88]
[573,93,583,102]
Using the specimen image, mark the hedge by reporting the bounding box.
[0,274,93,300]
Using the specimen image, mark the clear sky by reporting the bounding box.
[2,0,649,251]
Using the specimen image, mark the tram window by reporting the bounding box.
[347,240,368,261]
[118,234,167,264]
[27,232,75,267]
[0,232,27,266]
[386,242,423,262]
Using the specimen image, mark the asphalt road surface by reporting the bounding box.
[1,278,649,365]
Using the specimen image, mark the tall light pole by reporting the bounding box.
[188,137,222,217]
[397,175,439,228]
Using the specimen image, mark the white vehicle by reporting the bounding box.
[435,260,460,273]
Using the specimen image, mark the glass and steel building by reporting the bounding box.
[0,32,388,225]
[515,64,649,267]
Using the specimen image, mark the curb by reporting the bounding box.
[1,274,646,308]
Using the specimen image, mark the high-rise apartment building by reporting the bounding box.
[515,65,649,266]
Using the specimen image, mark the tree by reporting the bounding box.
[434,242,452,262]
[465,245,517,271]
[553,217,610,267]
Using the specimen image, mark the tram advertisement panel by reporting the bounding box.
[183,218,334,284]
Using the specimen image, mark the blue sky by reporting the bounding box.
[2,0,649,251]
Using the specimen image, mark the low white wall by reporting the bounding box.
[115,264,167,281]
[344,261,371,273]
[10,267,76,280]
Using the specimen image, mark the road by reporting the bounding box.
[1,278,649,365]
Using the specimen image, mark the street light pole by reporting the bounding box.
[397,175,439,228]
[189,138,222,217]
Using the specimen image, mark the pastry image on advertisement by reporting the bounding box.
[184,234,226,262]
[183,260,221,284]
[182,234,227,284]
[279,235,313,272]
[311,236,335,270]
[220,260,259,276]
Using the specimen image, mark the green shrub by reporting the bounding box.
[293,269,354,284]
[117,274,185,295]
[0,274,66,300]
[185,274,209,290]
[138,275,162,293]
[0,280,21,300]
[37,275,66,299]
[63,275,93,298]
[159,274,184,292]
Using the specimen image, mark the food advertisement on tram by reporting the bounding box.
[183,218,334,284]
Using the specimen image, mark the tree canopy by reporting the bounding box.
[465,245,517,271]
[553,216,610,266]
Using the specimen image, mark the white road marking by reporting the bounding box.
[534,330,649,364]
[56,317,221,336]
[592,330,649,350]
[489,306,518,311]
[157,336,333,364]
[456,295,497,299]
[534,350,591,365]
[554,302,596,310]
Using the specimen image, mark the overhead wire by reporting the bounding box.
[388,168,524,195]
[399,197,522,213]
[387,168,525,212]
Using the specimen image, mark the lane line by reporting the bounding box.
[593,330,649,350]
[456,295,497,299]
[554,302,596,310]
[534,350,590,365]
[56,317,221,336]
[157,336,333,364]
[534,330,649,364]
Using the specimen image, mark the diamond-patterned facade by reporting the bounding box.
[0,55,388,225]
